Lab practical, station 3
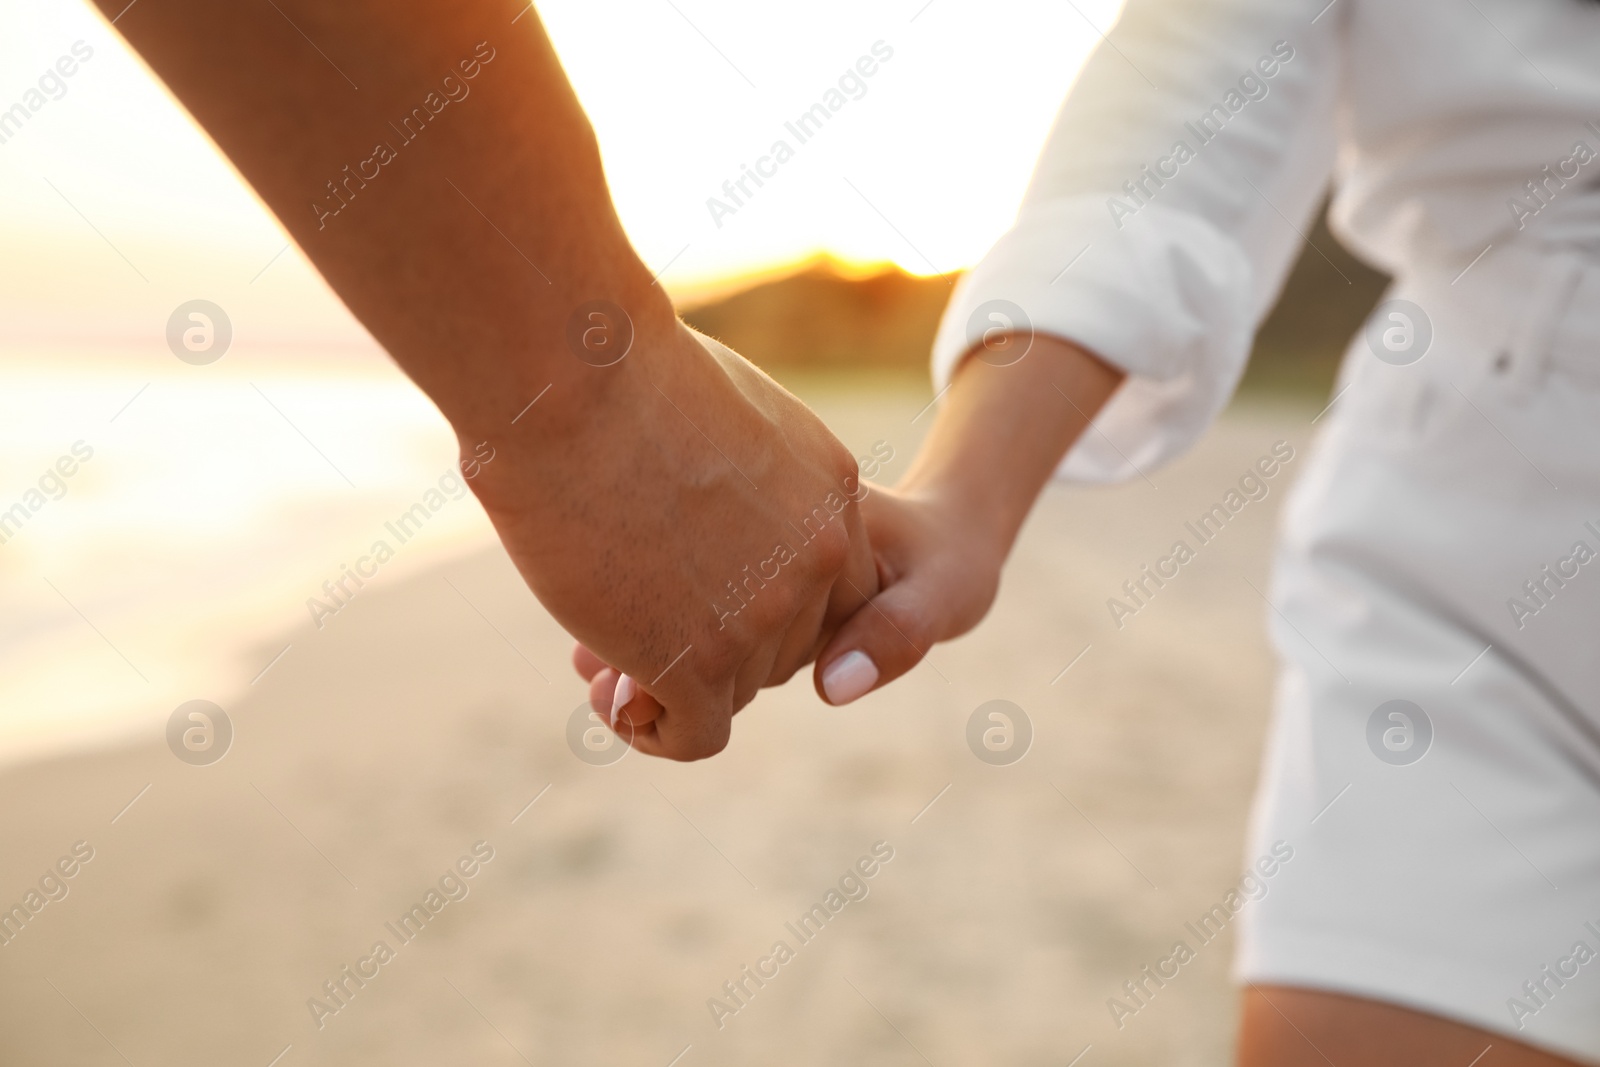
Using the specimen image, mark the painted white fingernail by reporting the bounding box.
[610,673,636,727]
[822,651,878,705]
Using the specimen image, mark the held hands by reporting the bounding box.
[566,332,1122,757]
[572,481,1006,730]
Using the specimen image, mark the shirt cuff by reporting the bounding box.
[930,196,1256,484]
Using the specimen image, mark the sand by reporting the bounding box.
[0,380,1316,1067]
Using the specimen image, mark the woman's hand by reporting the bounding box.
[811,484,1006,704]
[815,335,1127,704]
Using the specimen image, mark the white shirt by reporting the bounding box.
[931,0,1600,482]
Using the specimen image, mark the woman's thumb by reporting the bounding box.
[814,576,943,705]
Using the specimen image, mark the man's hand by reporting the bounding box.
[480,323,877,759]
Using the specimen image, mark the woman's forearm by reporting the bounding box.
[899,335,1125,560]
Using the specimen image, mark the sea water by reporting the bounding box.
[0,346,498,769]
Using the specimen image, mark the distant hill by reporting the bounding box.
[682,260,954,372]
[681,205,1389,400]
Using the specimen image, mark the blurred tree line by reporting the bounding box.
[683,202,1390,402]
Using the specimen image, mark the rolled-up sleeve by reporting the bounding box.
[931,0,1341,483]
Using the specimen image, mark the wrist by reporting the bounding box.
[459,312,836,533]
[445,276,678,447]
[450,293,690,520]
[895,475,1015,577]
[893,333,1125,565]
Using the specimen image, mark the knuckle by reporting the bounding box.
[695,632,745,683]
[764,659,800,687]
[678,726,730,762]
[803,510,854,579]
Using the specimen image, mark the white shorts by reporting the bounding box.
[1235,242,1600,1065]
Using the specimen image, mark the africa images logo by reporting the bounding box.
[1366,700,1432,766]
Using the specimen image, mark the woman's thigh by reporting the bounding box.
[1238,985,1585,1067]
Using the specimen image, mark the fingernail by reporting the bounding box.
[610,673,636,727]
[822,651,878,705]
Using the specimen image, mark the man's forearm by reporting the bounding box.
[97,0,669,439]
[899,335,1125,559]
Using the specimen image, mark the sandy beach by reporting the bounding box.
[0,379,1317,1067]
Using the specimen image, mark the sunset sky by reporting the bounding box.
[0,0,1119,341]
